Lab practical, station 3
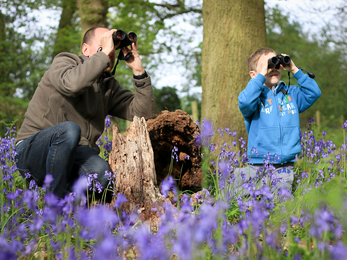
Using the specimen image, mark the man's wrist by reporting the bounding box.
[133,71,148,79]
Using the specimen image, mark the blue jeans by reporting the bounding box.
[15,121,111,198]
[232,163,294,196]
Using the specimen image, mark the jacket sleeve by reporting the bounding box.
[47,52,110,97]
[291,69,322,113]
[238,74,266,118]
[108,75,155,121]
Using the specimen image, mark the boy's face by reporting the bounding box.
[250,52,281,88]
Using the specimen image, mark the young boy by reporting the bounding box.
[233,47,321,196]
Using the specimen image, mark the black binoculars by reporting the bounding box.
[268,55,291,69]
[112,30,137,50]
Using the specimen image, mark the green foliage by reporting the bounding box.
[180,92,201,122]
[153,86,181,114]
[0,0,58,99]
[107,0,202,91]
[107,0,165,89]
[0,96,29,135]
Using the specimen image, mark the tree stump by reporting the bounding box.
[109,116,164,214]
[146,110,202,191]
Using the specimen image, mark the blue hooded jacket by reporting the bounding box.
[238,69,321,164]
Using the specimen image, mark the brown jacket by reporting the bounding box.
[16,51,155,152]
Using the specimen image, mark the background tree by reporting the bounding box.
[0,0,55,133]
[78,0,108,38]
[153,86,181,114]
[201,0,267,148]
[53,0,80,57]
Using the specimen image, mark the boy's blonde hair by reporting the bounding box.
[247,48,276,71]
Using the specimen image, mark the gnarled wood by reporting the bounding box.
[146,110,202,191]
[109,116,163,214]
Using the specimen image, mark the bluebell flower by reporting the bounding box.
[43,174,54,189]
[114,193,128,209]
[0,236,16,260]
[343,120,347,130]
[72,176,88,200]
[171,146,179,162]
[160,176,176,197]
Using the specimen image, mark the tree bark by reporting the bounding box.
[77,0,108,42]
[201,0,267,149]
[53,0,78,58]
[109,116,163,214]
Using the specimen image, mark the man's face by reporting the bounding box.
[255,52,281,88]
[83,28,116,72]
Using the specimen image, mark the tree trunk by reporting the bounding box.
[53,0,78,58]
[201,0,267,149]
[0,10,10,96]
[77,0,108,42]
[109,116,163,214]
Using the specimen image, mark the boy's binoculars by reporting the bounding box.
[268,55,291,69]
[112,30,137,50]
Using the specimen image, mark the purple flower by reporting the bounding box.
[95,181,103,194]
[72,176,88,199]
[45,193,59,207]
[197,119,214,146]
[0,236,16,260]
[29,179,37,190]
[184,154,190,160]
[160,176,176,197]
[105,115,112,129]
[105,170,116,185]
[171,146,179,162]
[290,215,298,225]
[114,193,128,209]
[343,120,347,130]
[43,174,54,189]
[217,128,224,137]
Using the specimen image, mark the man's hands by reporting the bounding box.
[122,41,145,76]
[99,29,145,76]
[100,29,117,57]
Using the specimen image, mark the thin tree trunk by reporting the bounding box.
[77,0,108,42]
[53,0,78,58]
[201,0,267,149]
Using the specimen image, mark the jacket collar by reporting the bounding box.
[262,81,286,95]
[273,81,286,95]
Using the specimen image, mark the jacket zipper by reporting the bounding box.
[86,81,102,141]
[273,90,283,163]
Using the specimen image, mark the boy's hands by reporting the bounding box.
[258,56,274,77]
[258,53,299,76]
[280,53,299,74]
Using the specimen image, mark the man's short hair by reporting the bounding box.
[247,47,276,71]
[82,27,104,45]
